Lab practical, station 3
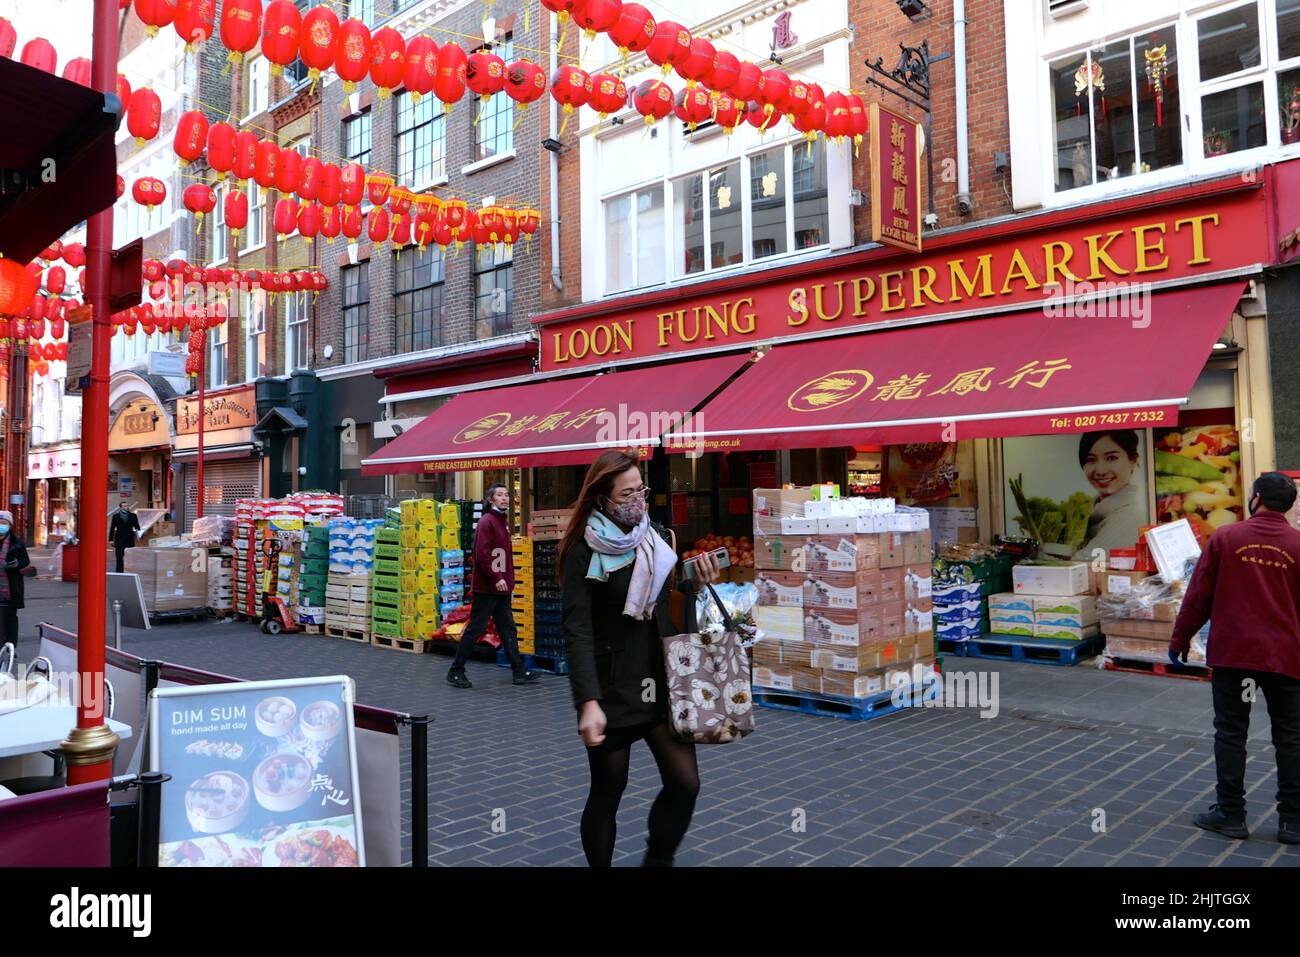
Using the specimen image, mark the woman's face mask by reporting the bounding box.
[0,524,11,536]
[604,497,646,527]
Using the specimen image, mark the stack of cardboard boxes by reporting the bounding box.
[989,561,1098,642]
[512,536,536,656]
[1097,568,1203,664]
[206,550,234,617]
[931,550,1016,643]
[750,487,935,699]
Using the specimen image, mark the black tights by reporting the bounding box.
[581,722,700,867]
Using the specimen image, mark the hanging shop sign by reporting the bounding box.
[537,182,1268,371]
[869,103,923,254]
[27,448,81,479]
[177,385,257,435]
[110,398,171,451]
[149,675,366,868]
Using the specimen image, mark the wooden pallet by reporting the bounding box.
[325,624,371,643]
[1103,656,1211,681]
[372,634,427,654]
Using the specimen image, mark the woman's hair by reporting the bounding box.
[556,450,642,584]
[483,483,508,511]
[1078,429,1140,467]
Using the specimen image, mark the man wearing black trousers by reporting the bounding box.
[109,501,141,573]
[1171,472,1300,845]
[447,484,540,689]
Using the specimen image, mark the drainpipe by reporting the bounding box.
[549,18,563,292]
[954,0,972,216]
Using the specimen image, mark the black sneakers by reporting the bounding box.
[1280,820,1300,845]
[1193,804,1249,840]
[446,669,473,689]
[513,670,541,686]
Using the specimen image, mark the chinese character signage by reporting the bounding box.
[149,676,365,867]
[870,102,922,253]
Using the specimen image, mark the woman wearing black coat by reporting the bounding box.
[560,450,720,867]
[0,510,31,657]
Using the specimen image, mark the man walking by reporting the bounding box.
[109,501,141,574]
[1170,472,1300,845]
[446,484,539,689]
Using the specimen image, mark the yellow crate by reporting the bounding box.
[438,529,461,550]
[400,571,419,593]
[400,527,420,548]
[416,499,438,526]
[400,500,419,525]
[418,526,439,548]
[418,547,441,570]
[418,571,441,595]
[438,503,461,527]
[418,613,439,637]
[417,593,440,616]
[400,552,419,572]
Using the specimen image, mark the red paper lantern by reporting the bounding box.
[746,99,779,133]
[369,27,405,98]
[132,176,167,208]
[505,60,548,106]
[62,57,91,87]
[298,156,323,201]
[0,18,14,59]
[402,35,438,100]
[388,188,411,224]
[255,138,280,190]
[45,266,67,296]
[540,0,582,30]
[675,37,716,87]
[443,199,468,230]
[466,50,506,101]
[367,207,389,245]
[276,146,302,194]
[133,0,176,37]
[760,69,792,115]
[51,313,67,339]
[27,317,46,339]
[633,79,673,125]
[336,18,372,93]
[847,94,869,151]
[646,22,691,73]
[30,296,48,323]
[550,65,591,127]
[116,175,125,199]
[674,86,712,130]
[174,0,217,51]
[297,203,322,243]
[731,62,763,103]
[318,163,342,207]
[184,184,217,229]
[340,163,365,208]
[220,0,263,65]
[297,4,339,87]
[434,42,468,108]
[173,109,209,165]
[589,73,628,118]
[0,259,35,311]
[391,216,412,249]
[225,189,249,238]
[322,205,342,243]
[609,3,655,58]
[824,91,851,140]
[149,279,169,300]
[117,73,132,106]
[786,79,812,120]
[274,198,298,239]
[261,0,302,75]
[20,38,57,74]
[143,260,165,282]
[141,319,158,338]
[127,88,162,146]
[40,242,62,262]
[165,259,187,278]
[342,205,364,241]
[367,173,393,207]
[793,94,826,140]
[207,302,226,329]
[233,130,258,184]
[576,0,622,40]
[207,121,237,180]
[62,243,86,269]
[518,208,541,236]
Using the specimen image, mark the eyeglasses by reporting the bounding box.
[612,485,651,502]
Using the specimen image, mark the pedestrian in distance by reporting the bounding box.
[109,501,141,574]
[1171,472,1300,845]
[446,484,540,689]
[560,450,721,867]
[0,510,31,659]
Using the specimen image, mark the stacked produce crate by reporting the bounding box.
[297,525,330,630]
[324,517,377,640]
[532,539,566,669]
[370,511,406,647]
[511,536,536,656]
[990,562,1097,641]
[207,550,234,618]
[751,486,935,701]
[932,546,1016,647]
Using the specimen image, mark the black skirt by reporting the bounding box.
[597,613,669,729]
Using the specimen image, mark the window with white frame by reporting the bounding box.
[246,289,268,381]
[285,291,309,373]
[349,0,374,26]
[211,182,228,263]
[604,186,665,293]
[209,318,228,388]
[343,263,370,363]
[243,182,265,251]
[475,36,515,162]
[395,245,445,352]
[474,244,513,338]
[246,56,270,119]
[397,92,447,187]
[345,111,372,166]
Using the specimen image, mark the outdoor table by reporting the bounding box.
[0,706,133,760]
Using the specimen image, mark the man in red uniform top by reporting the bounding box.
[1170,472,1300,844]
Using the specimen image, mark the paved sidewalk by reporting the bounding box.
[16,578,1300,867]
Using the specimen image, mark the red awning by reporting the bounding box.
[667,283,1245,452]
[362,353,750,474]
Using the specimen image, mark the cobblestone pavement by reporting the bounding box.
[17,579,1300,867]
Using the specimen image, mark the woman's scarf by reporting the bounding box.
[0,537,13,604]
[584,510,677,621]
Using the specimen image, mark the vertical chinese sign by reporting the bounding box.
[869,103,923,254]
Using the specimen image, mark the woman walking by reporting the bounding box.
[0,510,30,659]
[560,451,720,867]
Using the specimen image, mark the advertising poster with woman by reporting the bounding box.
[1003,431,1151,560]
[1152,421,1243,542]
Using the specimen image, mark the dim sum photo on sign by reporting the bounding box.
[1002,431,1150,561]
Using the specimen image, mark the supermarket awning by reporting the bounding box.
[361,353,750,474]
[666,282,1246,452]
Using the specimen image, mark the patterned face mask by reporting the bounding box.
[605,498,646,527]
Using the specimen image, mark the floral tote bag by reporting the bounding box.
[661,584,755,744]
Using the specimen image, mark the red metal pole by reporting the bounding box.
[196,349,205,519]
[65,0,120,785]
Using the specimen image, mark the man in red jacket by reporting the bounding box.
[447,484,540,689]
[1170,472,1300,845]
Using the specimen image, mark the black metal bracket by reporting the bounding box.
[864,39,938,112]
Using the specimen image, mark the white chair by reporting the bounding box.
[24,657,52,682]
[0,642,13,676]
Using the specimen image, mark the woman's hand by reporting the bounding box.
[578,700,607,747]
[694,550,723,586]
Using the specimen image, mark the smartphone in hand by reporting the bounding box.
[683,546,730,580]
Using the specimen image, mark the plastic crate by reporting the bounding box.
[374,558,401,576]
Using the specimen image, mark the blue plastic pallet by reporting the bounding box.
[961,633,1105,666]
[753,685,911,721]
[936,636,969,657]
[496,649,570,675]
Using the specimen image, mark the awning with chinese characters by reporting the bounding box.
[665,282,1246,453]
[360,353,751,474]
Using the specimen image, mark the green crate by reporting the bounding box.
[375,528,400,545]
[373,558,401,576]
[371,588,400,610]
[308,526,330,543]
[372,620,401,637]
[372,606,401,626]
[304,547,330,562]
[374,543,402,560]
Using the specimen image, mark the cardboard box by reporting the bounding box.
[1012,561,1090,596]
[753,534,808,571]
[878,530,932,569]
[869,600,908,639]
[1033,621,1101,641]
[1035,609,1100,630]
[934,580,984,604]
[756,570,805,608]
[1105,634,1206,665]
[936,618,985,640]
[807,535,881,572]
[816,516,857,535]
[119,546,209,614]
[752,665,790,691]
[904,564,932,602]
[752,513,784,538]
[781,517,818,535]
[989,592,1035,615]
[821,670,886,699]
[753,488,817,519]
[1101,617,1176,641]
[804,607,868,646]
[1032,594,1098,618]
[779,640,816,668]
[802,569,881,610]
[1100,570,1156,596]
[755,605,804,644]
[752,640,782,667]
[1126,599,1180,622]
